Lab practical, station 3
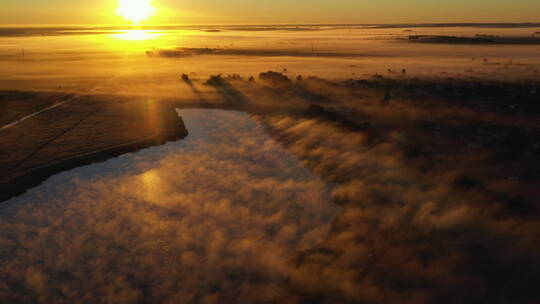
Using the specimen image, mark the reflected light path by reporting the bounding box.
[111,29,162,41]
[0,109,339,303]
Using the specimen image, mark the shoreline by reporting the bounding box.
[0,92,188,202]
[0,128,188,202]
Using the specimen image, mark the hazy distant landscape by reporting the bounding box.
[1,23,540,96]
[1,22,540,303]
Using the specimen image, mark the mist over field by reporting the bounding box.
[1,25,539,96]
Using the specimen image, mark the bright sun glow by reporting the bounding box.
[117,0,156,24]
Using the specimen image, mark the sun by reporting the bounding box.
[117,0,156,24]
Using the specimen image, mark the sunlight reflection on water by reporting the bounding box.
[110,29,163,41]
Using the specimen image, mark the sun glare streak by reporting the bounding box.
[117,0,156,24]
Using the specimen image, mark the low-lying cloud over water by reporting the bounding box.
[0,109,338,303]
[3,100,539,303]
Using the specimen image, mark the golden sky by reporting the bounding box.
[0,0,539,25]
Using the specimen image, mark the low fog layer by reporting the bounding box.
[1,26,539,95]
[0,109,338,303]
[1,25,540,303]
[255,112,540,303]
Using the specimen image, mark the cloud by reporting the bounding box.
[254,112,540,303]
[1,75,540,303]
[0,109,338,303]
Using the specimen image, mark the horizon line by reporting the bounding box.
[1,22,540,29]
